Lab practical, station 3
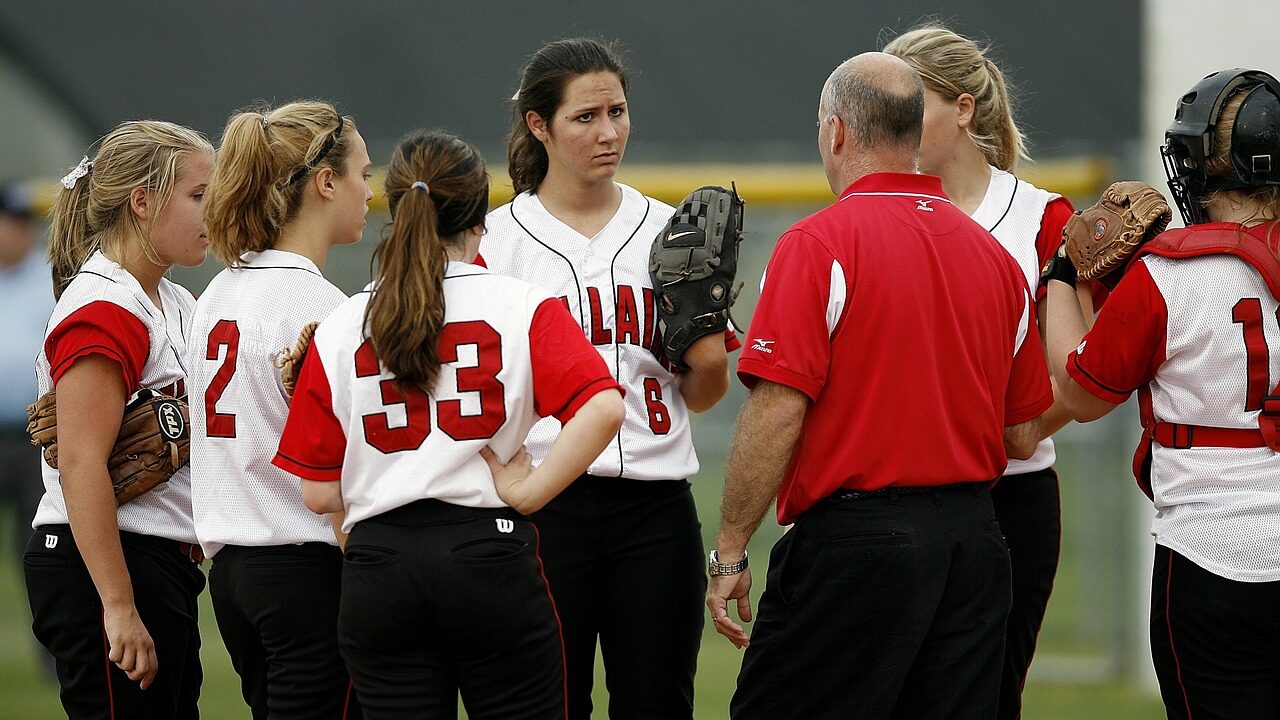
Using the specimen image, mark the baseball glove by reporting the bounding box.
[1064,181,1172,287]
[27,389,190,506]
[649,185,745,369]
[275,321,318,399]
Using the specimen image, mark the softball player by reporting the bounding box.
[274,129,624,719]
[479,37,735,720]
[886,26,1076,718]
[188,101,370,719]
[23,121,212,719]
[1048,69,1280,720]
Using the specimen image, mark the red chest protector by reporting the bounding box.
[1126,223,1280,498]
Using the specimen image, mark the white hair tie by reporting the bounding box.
[60,156,93,189]
[411,181,430,193]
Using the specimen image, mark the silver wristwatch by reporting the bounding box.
[708,549,748,576]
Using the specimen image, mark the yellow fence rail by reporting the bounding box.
[24,157,1113,216]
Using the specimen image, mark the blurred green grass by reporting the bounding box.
[1,478,1164,720]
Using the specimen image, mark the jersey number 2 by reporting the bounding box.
[1232,298,1280,411]
[204,320,240,438]
[355,320,508,453]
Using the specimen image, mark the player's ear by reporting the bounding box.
[314,166,337,200]
[128,186,150,221]
[526,110,550,143]
[955,93,976,129]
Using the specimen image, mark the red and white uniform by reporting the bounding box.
[188,250,346,557]
[1068,242,1280,582]
[738,173,1053,524]
[480,184,737,480]
[975,168,1073,474]
[32,251,196,542]
[273,262,620,530]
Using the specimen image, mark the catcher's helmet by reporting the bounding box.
[1161,68,1280,225]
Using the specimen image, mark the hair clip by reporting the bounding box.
[411,181,430,193]
[260,114,269,130]
[60,156,93,189]
[511,90,520,101]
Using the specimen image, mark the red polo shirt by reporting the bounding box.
[738,173,1053,524]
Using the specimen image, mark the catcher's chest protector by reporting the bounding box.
[1136,225,1280,296]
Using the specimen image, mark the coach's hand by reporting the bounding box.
[707,567,753,649]
[104,602,158,688]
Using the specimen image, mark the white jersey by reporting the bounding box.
[1145,254,1280,581]
[480,184,698,481]
[274,262,618,532]
[973,168,1058,475]
[32,251,197,543]
[1071,248,1280,581]
[188,250,346,557]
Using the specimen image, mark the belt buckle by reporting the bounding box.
[178,542,205,565]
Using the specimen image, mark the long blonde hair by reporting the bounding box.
[884,24,1029,171]
[48,120,212,298]
[203,101,354,267]
[367,129,489,390]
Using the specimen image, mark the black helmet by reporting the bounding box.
[1161,68,1280,225]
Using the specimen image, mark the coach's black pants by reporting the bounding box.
[531,475,704,720]
[24,524,205,720]
[210,542,358,719]
[338,499,565,720]
[731,483,1011,720]
[1150,545,1280,720]
[990,468,1060,720]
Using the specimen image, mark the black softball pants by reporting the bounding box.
[210,542,359,719]
[530,475,705,720]
[24,524,205,720]
[990,468,1061,720]
[1150,545,1280,720]
[337,499,566,720]
[731,483,1011,720]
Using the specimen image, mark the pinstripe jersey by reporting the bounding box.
[188,250,347,557]
[32,251,197,543]
[480,184,699,481]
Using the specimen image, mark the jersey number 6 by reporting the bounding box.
[355,320,508,454]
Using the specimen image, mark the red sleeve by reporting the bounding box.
[736,230,836,399]
[273,339,347,481]
[1034,197,1074,303]
[529,297,622,423]
[1006,288,1054,424]
[46,300,149,391]
[1067,260,1167,404]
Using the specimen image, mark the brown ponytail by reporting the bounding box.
[203,101,354,267]
[366,130,489,390]
[48,121,212,298]
[507,38,627,195]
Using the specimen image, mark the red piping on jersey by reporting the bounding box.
[531,522,569,719]
[101,616,116,719]
[342,678,354,719]
[1164,548,1195,720]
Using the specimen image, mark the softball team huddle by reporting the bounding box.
[18,25,1280,720]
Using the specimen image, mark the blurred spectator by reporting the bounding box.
[0,182,53,574]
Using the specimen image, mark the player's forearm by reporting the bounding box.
[1045,280,1090,397]
[511,389,625,515]
[62,465,135,609]
[716,382,808,558]
[678,334,729,412]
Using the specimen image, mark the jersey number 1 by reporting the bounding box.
[355,320,508,453]
[1231,297,1280,411]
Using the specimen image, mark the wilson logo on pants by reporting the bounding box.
[496,519,514,534]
